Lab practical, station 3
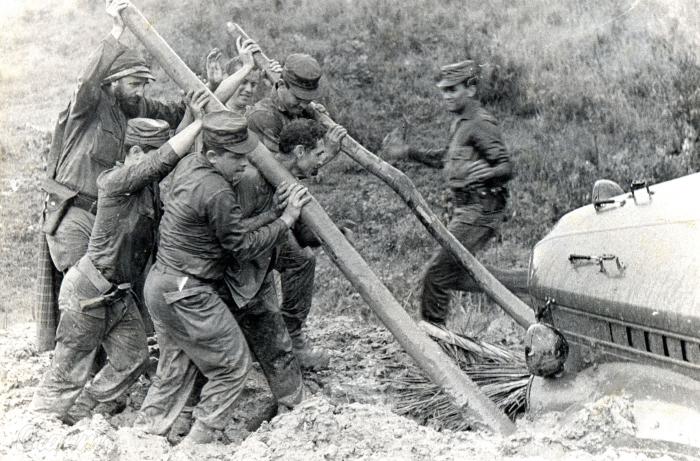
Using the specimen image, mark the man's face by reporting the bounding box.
[294,139,325,178]
[277,84,312,115]
[207,150,250,186]
[440,82,475,113]
[231,72,260,108]
[114,76,148,116]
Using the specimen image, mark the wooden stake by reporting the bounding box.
[228,22,535,329]
[122,5,515,434]
[121,4,516,434]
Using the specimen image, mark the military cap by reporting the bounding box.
[436,60,479,88]
[202,110,259,155]
[124,118,170,148]
[282,53,322,100]
[103,49,155,84]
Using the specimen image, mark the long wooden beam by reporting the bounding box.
[121,3,516,435]
[229,23,535,329]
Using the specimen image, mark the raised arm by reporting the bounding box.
[98,90,209,195]
[70,0,129,118]
[213,38,258,105]
[205,48,225,93]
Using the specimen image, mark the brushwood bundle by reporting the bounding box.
[388,322,530,431]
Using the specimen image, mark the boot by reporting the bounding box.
[182,419,217,445]
[62,391,98,425]
[291,332,330,371]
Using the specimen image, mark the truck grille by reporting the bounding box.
[551,304,700,368]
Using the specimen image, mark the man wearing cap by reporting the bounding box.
[41,0,186,276]
[382,60,513,326]
[32,90,209,424]
[134,111,310,444]
[245,53,347,369]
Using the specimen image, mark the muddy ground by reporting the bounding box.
[1,315,699,461]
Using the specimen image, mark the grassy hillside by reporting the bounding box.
[1,0,698,326]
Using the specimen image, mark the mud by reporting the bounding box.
[1,319,698,461]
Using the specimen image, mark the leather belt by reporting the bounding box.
[72,192,98,215]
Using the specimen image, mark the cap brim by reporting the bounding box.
[103,67,156,84]
[436,78,465,88]
[223,130,259,155]
[129,71,156,81]
[287,83,322,101]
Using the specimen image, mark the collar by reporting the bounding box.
[454,102,480,122]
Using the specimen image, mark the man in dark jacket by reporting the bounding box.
[42,0,186,273]
[37,0,187,350]
[245,54,346,368]
[134,111,310,444]
[382,60,514,325]
[32,90,208,424]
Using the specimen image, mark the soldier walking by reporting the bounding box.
[383,60,513,325]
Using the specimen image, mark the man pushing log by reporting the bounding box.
[37,0,188,349]
[119,2,518,435]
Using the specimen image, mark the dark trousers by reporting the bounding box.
[228,274,304,408]
[420,204,504,324]
[275,231,316,339]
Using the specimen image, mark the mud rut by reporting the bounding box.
[3,315,698,461]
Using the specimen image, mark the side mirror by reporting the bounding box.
[592,179,625,211]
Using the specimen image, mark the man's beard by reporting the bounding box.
[115,89,142,118]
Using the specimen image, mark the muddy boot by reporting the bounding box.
[182,419,217,445]
[291,332,330,371]
[167,406,194,444]
[62,391,98,425]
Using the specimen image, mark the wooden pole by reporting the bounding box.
[229,23,535,329]
[121,4,516,435]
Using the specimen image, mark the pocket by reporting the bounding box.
[163,285,233,343]
[40,179,78,235]
[90,119,123,167]
[55,308,104,351]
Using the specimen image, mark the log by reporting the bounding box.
[228,23,535,329]
[121,4,515,435]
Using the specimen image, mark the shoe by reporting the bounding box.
[291,333,330,371]
[182,419,216,444]
[63,391,99,425]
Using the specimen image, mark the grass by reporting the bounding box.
[1,0,699,328]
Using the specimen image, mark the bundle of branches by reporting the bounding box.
[387,321,530,431]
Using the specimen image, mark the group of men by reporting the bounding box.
[32,0,513,445]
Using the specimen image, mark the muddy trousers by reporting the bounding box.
[185,273,304,415]
[229,273,304,408]
[420,204,504,324]
[32,257,148,416]
[136,263,251,434]
[275,232,316,339]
